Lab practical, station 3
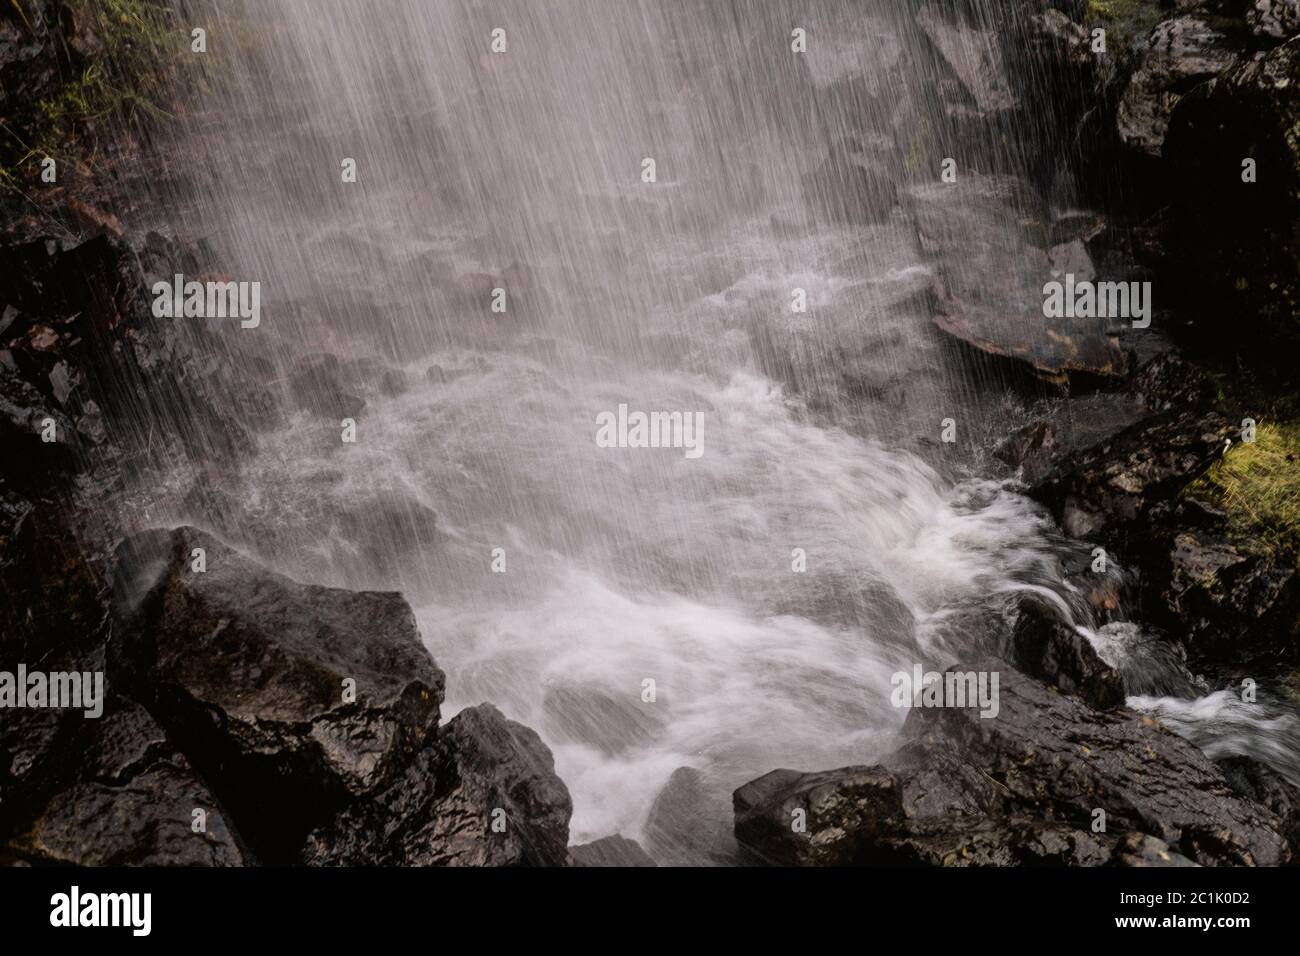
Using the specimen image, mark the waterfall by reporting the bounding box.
[119,0,1297,858]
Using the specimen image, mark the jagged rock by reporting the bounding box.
[995,420,1058,480]
[1248,0,1300,41]
[1117,17,1239,156]
[1165,36,1300,355]
[735,765,905,866]
[734,665,1293,866]
[915,4,1018,114]
[570,834,657,867]
[1128,351,1215,412]
[111,526,445,860]
[1028,409,1235,539]
[643,766,736,866]
[1009,598,1126,709]
[909,175,1128,383]
[9,700,246,866]
[1157,524,1300,668]
[303,704,571,866]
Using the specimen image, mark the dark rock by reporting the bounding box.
[9,700,246,866]
[643,766,736,866]
[1128,350,1215,412]
[1165,36,1300,357]
[735,766,905,866]
[1028,409,1235,539]
[915,4,1018,115]
[909,175,1128,383]
[1248,0,1300,41]
[111,526,445,860]
[1216,755,1300,854]
[1157,525,1300,668]
[1118,16,1239,157]
[995,420,1057,480]
[304,703,571,866]
[734,664,1293,866]
[1009,598,1127,709]
[570,834,657,867]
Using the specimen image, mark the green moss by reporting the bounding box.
[1185,421,1300,560]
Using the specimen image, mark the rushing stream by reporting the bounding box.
[120,0,1299,858]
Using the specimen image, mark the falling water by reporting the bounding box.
[118,0,1298,859]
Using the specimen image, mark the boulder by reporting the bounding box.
[643,766,736,866]
[915,4,1018,115]
[570,834,657,867]
[1248,0,1300,41]
[734,664,1293,866]
[1028,409,1235,539]
[1117,16,1238,157]
[1009,598,1126,709]
[303,703,572,866]
[111,526,445,859]
[1157,523,1300,668]
[9,700,247,866]
[909,175,1128,383]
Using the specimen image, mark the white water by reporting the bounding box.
[127,0,1298,858]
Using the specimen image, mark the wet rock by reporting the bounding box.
[915,4,1018,114]
[111,526,445,860]
[0,487,109,664]
[304,704,572,866]
[1248,0,1300,41]
[1028,409,1235,539]
[1128,350,1215,412]
[909,175,1128,383]
[643,766,736,866]
[570,834,657,867]
[1157,524,1300,668]
[1117,16,1239,157]
[1164,36,1300,356]
[0,360,77,484]
[734,665,1293,866]
[1216,755,1300,853]
[735,765,904,866]
[995,420,1058,481]
[1009,598,1126,709]
[10,701,246,866]
[541,684,664,757]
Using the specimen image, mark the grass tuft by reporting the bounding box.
[1185,421,1300,560]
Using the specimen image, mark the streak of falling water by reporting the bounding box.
[122,0,1298,858]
